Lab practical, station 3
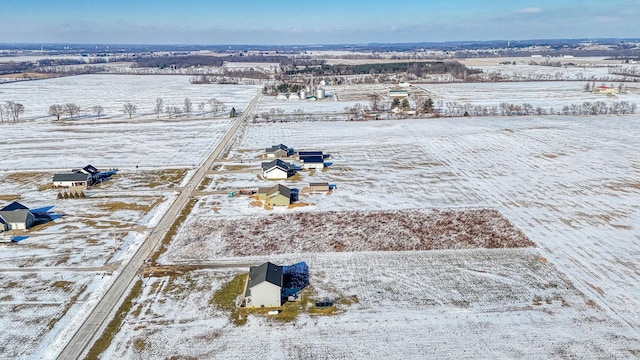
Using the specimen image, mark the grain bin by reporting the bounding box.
[316,88,325,99]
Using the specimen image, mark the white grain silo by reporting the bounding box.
[299,90,307,100]
[316,88,325,99]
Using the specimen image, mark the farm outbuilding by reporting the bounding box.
[0,201,35,231]
[262,159,294,180]
[244,262,283,308]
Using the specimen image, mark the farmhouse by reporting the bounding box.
[257,184,292,206]
[262,159,294,180]
[265,144,291,158]
[244,262,283,308]
[0,201,36,231]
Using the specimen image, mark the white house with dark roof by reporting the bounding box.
[262,159,294,180]
[53,173,91,188]
[244,262,283,308]
[0,201,35,231]
[52,164,101,188]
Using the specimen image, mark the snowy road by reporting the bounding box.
[55,90,262,360]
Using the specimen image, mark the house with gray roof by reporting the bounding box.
[52,173,91,188]
[257,184,292,206]
[0,201,35,231]
[261,159,294,180]
[244,262,283,308]
[265,144,292,159]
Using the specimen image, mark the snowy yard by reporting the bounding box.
[102,250,637,359]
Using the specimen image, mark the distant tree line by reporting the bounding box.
[282,61,481,80]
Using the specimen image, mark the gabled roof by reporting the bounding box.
[309,182,329,187]
[262,159,291,172]
[82,165,99,175]
[298,151,323,157]
[53,173,89,182]
[257,184,291,199]
[301,155,324,164]
[0,201,29,212]
[265,144,288,153]
[249,262,283,288]
[0,209,32,224]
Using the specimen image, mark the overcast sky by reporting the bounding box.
[2,0,639,45]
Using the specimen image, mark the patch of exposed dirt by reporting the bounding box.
[185,208,535,257]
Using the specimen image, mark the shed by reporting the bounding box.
[244,262,283,308]
[309,182,330,193]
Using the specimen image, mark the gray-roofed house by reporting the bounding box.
[0,201,35,231]
[262,159,294,180]
[244,262,283,308]
[52,172,91,188]
[265,144,291,159]
[257,184,292,206]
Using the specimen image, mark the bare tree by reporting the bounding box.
[208,98,220,114]
[197,102,206,116]
[92,105,104,119]
[368,94,381,111]
[64,103,81,119]
[183,97,193,117]
[49,104,65,121]
[154,98,164,118]
[6,101,25,122]
[0,104,4,122]
[122,102,137,119]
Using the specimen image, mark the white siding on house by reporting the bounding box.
[263,167,288,180]
[248,282,281,308]
[302,162,324,170]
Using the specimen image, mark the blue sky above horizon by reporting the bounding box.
[2,0,639,45]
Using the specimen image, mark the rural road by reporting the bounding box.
[56,91,262,360]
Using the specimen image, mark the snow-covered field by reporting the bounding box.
[3,76,640,358]
[0,76,262,359]
[417,81,640,110]
[0,74,261,120]
[101,114,640,358]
